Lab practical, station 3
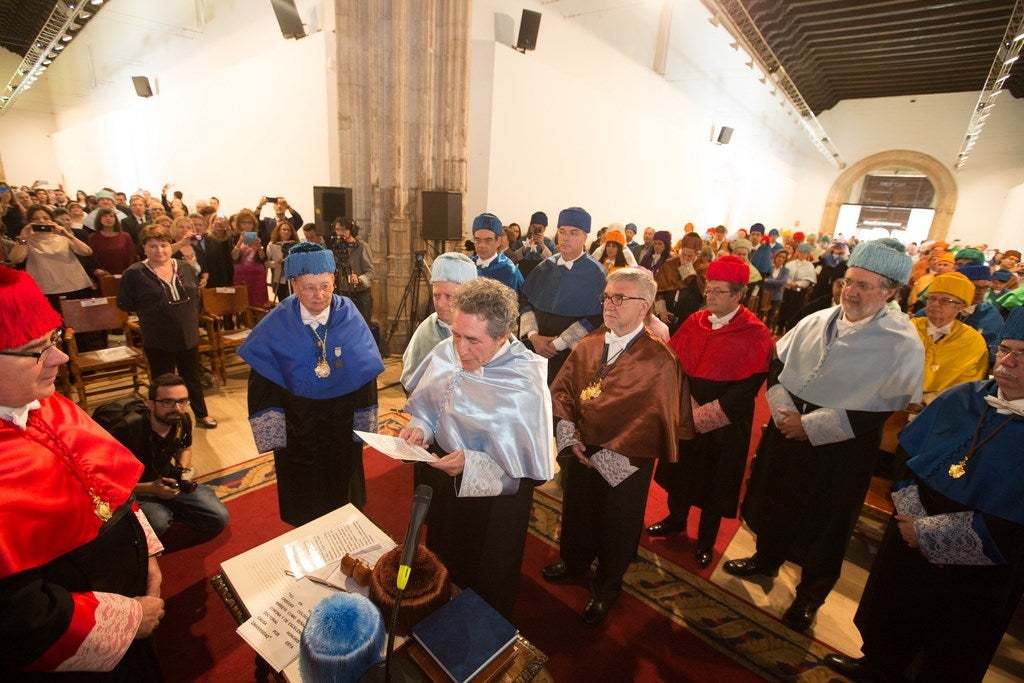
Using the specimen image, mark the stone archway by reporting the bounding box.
[819,150,957,241]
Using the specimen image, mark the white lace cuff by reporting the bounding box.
[692,398,731,433]
[802,408,854,446]
[519,310,538,338]
[557,321,591,351]
[249,408,286,453]
[766,384,798,425]
[54,593,141,672]
[890,482,926,517]
[353,405,378,439]
[458,450,508,497]
[915,512,1001,565]
[133,508,164,556]
[556,419,582,453]
[591,448,638,487]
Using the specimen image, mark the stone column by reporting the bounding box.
[335,0,471,353]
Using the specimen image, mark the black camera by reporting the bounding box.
[165,465,198,493]
[414,251,425,265]
[531,227,545,237]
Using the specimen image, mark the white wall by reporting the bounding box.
[0,0,333,220]
[0,106,61,187]
[468,0,834,244]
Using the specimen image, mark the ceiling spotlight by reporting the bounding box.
[61,34,73,42]
[54,44,65,51]
[1006,54,1020,65]
[80,11,91,19]
[91,0,105,5]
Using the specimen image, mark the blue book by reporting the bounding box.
[411,589,518,683]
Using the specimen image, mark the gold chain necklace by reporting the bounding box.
[312,324,331,378]
[947,405,1014,479]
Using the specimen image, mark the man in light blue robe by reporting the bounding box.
[400,278,552,617]
[399,252,477,392]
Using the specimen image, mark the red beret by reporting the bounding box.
[707,254,750,285]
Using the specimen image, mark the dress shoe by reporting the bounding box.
[541,561,585,584]
[722,555,779,578]
[694,548,713,569]
[646,517,686,537]
[782,597,819,632]
[823,653,875,680]
[197,416,218,429]
[582,597,614,627]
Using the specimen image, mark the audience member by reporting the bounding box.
[639,230,672,276]
[655,232,706,334]
[83,189,128,229]
[518,211,556,261]
[255,196,303,245]
[324,217,375,324]
[231,210,268,307]
[267,221,299,302]
[7,204,94,312]
[471,213,524,292]
[89,206,138,278]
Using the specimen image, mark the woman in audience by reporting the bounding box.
[231,209,269,306]
[599,229,629,274]
[85,195,98,212]
[205,214,235,287]
[75,189,88,204]
[89,206,138,278]
[655,232,705,334]
[640,230,672,277]
[117,225,217,429]
[266,221,298,302]
[7,204,94,312]
[170,216,204,283]
[761,249,791,333]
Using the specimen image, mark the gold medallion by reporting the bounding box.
[580,381,602,401]
[948,462,966,479]
[93,495,112,522]
[315,360,331,378]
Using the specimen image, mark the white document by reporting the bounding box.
[87,346,139,362]
[354,430,438,463]
[283,519,378,579]
[236,579,336,672]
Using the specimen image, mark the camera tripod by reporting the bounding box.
[383,252,432,355]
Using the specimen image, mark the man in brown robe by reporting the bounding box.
[542,267,694,626]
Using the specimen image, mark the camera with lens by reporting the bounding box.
[165,465,198,493]
[414,250,425,265]
[531,226,545,237]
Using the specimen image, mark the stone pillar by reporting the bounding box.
[335,0,471,353]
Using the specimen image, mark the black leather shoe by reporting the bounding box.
[646,517,686,537]
[582,597,613,627]
[722,555,779,578]
[695,548,713,569]
[782,597,819,632]
[823,653,874,680]
[541,561,585,584]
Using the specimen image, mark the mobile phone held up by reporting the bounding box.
[243,231,257,244]
[266,196,279,204]
[31,223,54,232]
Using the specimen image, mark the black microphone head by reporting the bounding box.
[413,484,432,505]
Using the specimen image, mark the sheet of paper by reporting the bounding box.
[88,346,139,362]
[354,430,437,462]
[283,518,380,579]
[307,542,391,596]
[236,579,335,672]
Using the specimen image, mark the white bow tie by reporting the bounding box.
[985,395,1024,417]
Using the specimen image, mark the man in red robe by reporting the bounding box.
[648,255,774,568]
[0,266,165,676]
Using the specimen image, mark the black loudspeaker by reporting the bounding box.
[516,10,541,51]
[421,191,462,241]
[717,126,734,145]
[313,186,353,235]
[270,0,305,39]
[132,76,153,98]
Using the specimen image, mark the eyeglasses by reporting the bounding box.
[297,283,333,295]
[992,344,1024,363]
[704,288,736,297]
[154,397,191,408]
[842,279,881,293]
[599,293,646,306]
[925,295,962,307]
[0,329,62,364]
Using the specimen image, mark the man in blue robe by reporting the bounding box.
[239,243,384,526]
[520,206,607,384]
[471,213,523,293]
[826,307,1024,682]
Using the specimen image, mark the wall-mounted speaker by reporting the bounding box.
[716,126,734,145]
[270,0,305,40]
[516,10,541,52]
[132,76,153,98]
[313,186,353,235]
[421,191,463,241]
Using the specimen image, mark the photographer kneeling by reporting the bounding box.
[97,373,229,546]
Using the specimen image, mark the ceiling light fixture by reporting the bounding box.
[956,0,1024,170]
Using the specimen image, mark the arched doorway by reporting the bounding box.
[819,150,957,242]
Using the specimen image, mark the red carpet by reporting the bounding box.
[156,439,769,681]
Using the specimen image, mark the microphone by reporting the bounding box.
[396,484,432,591]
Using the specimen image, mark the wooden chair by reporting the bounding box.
[97,274,121,297]
[59,296,149,410]
[201,284,255,379]
[853,410,910,542]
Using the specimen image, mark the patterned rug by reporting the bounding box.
[200,409,840,682]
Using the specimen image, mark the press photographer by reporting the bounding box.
[95,373,229,548]
[325,216,375,324]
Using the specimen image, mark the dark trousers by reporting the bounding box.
[559,454,655,600]
[143,346,209,419]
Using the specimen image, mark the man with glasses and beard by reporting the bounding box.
[100,373,229,544]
